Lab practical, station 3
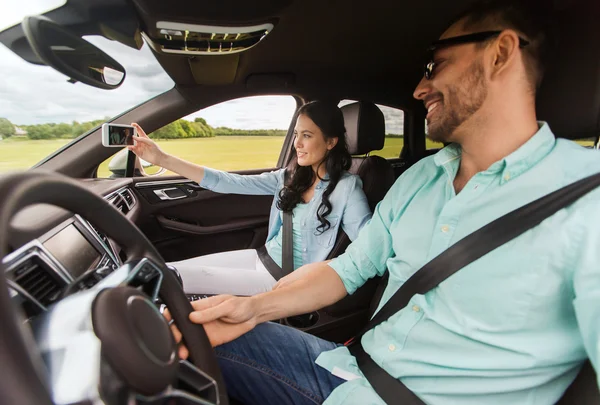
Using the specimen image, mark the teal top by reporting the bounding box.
[265,202,310,270]
[200,169,371,266]
[316,123,600,405]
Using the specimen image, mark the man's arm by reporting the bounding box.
[196,261,346,325]
[254,261,348,323]
[169,261,346,352]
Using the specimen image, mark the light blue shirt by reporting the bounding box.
[317,123,600,405]
[266,202,310,270]
[200,168,371,266]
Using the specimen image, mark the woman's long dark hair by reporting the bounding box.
[277,101,351,234]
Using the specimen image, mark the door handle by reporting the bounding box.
[153,187,187,201]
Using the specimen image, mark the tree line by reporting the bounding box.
[0,116,401,140]
[0,116,290,140]
[150,118,215,139]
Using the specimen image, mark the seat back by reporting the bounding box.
[536,1,600,401]
[556,361,599,404]
[323,102,394,317]
[343,101,395,211]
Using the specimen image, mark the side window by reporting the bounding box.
[338,100,405,159]
[575,137,597,149]
[97,95,297,178]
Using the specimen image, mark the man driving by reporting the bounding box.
[167,1,600,404]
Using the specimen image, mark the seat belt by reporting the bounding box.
[257,169,295,281]
[282,210,294,277]
[256,211,294,280]
[347,171,600,405]
[281,167,295,278]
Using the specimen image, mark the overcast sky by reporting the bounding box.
[0,0,297,129]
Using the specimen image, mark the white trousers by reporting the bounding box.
[168,249,278,296]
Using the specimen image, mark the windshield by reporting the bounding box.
[0,1,174,173]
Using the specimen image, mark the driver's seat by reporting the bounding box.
[536,0,600,401]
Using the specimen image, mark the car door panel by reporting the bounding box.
[132,170,274,262]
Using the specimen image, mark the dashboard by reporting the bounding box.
[3,185,137,317]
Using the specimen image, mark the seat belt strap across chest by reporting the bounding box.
[348,172,600,405]
[282,210,294,277]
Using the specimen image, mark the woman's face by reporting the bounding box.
[293,114,338,170]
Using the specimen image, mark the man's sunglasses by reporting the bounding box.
[424,30,530,80]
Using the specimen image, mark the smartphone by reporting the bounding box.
[101,123,137,147]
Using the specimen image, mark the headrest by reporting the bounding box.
[341,102,385,155]
[536,1,600,140]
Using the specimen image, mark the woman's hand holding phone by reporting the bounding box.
[127,123,168,167]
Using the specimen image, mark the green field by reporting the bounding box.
[1,136,406,177]
[3,136,593,176]
[0,138,72,173]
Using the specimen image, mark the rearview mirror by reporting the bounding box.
[22,15,126,90]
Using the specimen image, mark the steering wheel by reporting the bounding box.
[0,171,229,405]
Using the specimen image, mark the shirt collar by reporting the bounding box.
[434,143,461,167]
[433,122,556,185]
[497,122,555,184]
[315,172,331,190]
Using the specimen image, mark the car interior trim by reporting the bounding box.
[135,179,196,188]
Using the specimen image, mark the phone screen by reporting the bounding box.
[107,125,135,146]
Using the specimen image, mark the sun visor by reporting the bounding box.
[188,54,240,85]
[0,1,142,66]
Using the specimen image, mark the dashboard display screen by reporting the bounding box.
[43,225,101,278]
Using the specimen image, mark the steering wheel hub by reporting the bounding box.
[92,287,178,395]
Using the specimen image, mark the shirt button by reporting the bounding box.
[388,344,396,352]
[441,225,449,233]
[412,305,421,312]
[303,248,307,252]
[504,173,511,181]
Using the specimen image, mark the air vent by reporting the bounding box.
[12,258,63,306]
[146,22,274,55]
[108,188,136,215]
[110,194,129,215]
[121,188,136,208]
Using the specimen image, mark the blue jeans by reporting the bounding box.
[215,322,345,405]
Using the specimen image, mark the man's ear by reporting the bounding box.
[327,137,339,150]
[490,29,521,80]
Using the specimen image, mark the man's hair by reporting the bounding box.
[450,0,551,92]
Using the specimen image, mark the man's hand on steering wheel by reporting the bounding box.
[165,294,260,358]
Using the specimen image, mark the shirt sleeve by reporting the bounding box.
[200,167,282,196]
[571,196,600,386]
[340,175,372,241]
[329,176,401,295]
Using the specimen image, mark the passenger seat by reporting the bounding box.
[323,101,395,317]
